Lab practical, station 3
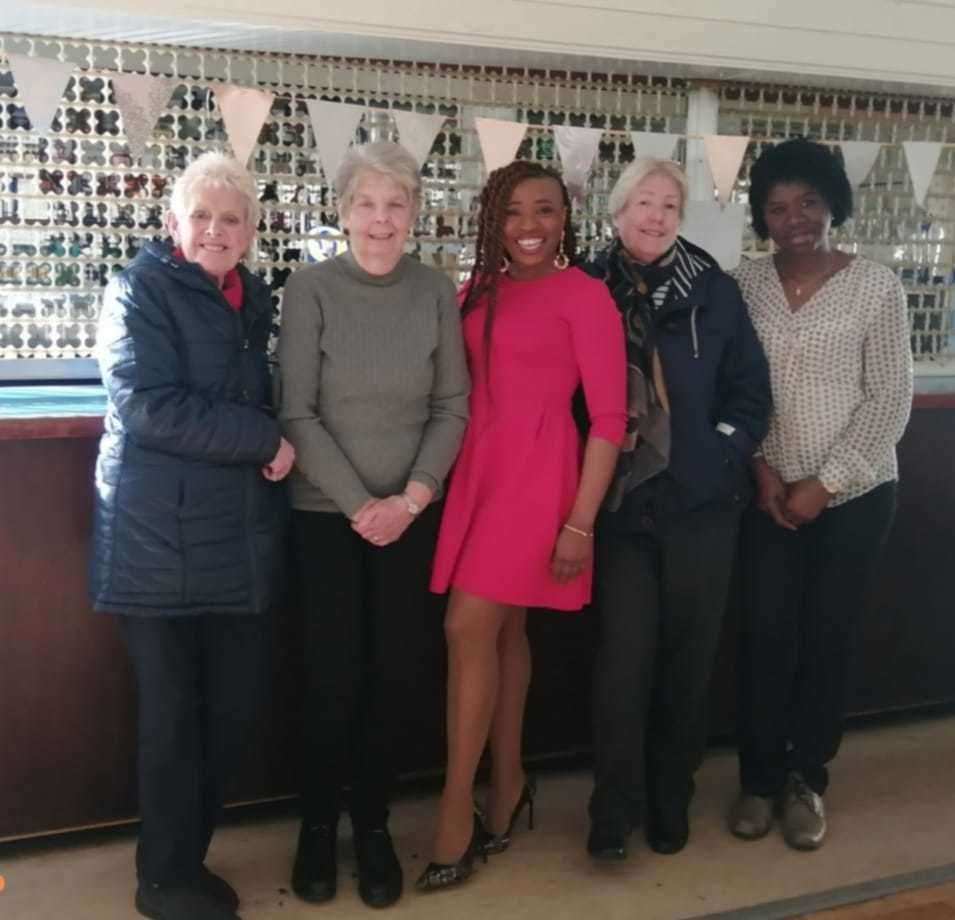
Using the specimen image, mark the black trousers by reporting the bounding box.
[291,504,442,832]
[737,482,896,797]
[120,613,269,886]
[590,507,741,831]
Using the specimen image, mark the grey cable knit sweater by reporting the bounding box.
[278,249,470,516]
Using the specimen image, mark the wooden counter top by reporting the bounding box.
[0,388,953,443]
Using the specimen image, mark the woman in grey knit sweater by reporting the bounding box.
[278,141,469,910]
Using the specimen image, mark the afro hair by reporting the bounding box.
[748,138,853,240]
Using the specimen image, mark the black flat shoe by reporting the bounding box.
[647,810,689,855]
[198,866,240,911]
[478,775,537,856]
[135,883,239,920]
[416,816,487,893]
[291,822,337,903]
[355,827,403,908]
[586,822,629,861]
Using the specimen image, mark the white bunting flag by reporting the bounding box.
[213,85,275,165]
[681,201,746,270]
[111,73,175,162]
[839,141,881,190]
[6,52,75,134]
[553,125,604,199]
[306,100,367,185]
[903,141,944,209]
[474,117,527,174]
[391,110,447,170]
[702,135,750,205]
[630,131,681,163]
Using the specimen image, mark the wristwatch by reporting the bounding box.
[400,492,422,516]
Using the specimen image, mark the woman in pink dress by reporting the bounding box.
[418,161,627,891]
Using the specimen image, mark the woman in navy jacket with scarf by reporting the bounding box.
[583,158,771,861]
[90,152,293,920]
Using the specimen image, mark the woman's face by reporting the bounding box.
[341,170,414,275]
[616,172,682,264]
[166,184,255,287]
[502,176,567,280]
[762,181,832,254]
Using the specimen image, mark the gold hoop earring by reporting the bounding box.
[500,254,511,273]
[554,239,570,270]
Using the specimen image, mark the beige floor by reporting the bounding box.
[802,881,955,919]
[3,716,954,920]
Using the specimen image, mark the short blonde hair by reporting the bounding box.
[335,141,422,220]
[169,151,261,228]
[609,157,688,226]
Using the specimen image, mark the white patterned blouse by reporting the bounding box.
[732,255,913,507]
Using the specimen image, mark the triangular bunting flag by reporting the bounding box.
[6,52,75,134]
[702,135,750,205]
[474,117,527,174]
[681,201,746,270]
[391,110,447,170]
[630,131,681,162]
[839,141,881,190]
[306,100,366,186]
[553,126,604,199]
[111,73,175,162]
[903,141,943,209]
[213,85,275,165]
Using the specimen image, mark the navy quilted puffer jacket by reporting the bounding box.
[90,241,286,616]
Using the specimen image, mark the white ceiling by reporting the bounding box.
[3,3,954,96]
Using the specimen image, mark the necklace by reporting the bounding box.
[778,252,836,298]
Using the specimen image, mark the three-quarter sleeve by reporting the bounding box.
[98,274,281,465]
[407,276,470,494]
[278,270,373,517]
[818,278,914,494]
[568,284,628,445]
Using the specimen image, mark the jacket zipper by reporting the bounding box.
[690,305,700,359]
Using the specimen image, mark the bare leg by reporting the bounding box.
[430,589,512,863]
[486,608,530,833]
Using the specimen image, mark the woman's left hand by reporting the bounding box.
[551,527,593,583]
[351,495,415,546]
[784,477,833,525]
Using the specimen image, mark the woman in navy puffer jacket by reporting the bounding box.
[90,152,294,920]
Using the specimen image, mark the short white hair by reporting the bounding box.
[335,141,422,220]
[169,151,261,228]
[609,157,688,225]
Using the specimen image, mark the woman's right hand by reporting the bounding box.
[262,437,296,481]
[753,458,797,531]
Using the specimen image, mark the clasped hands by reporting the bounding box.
[754,459,833,530]
[351,484,432,547]
[351,496,415,546]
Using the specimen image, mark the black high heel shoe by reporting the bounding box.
[415,815,487,893]
[478,775,537,855]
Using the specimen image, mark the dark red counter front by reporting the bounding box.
[2,398,954,841]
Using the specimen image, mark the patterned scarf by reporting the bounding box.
[589,235,714,511]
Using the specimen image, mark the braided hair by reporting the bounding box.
[462,161,577,379]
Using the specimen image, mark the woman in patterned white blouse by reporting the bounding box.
[729,138,913,851]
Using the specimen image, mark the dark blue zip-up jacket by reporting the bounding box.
[583,238,772,527]
[90,241,287,615]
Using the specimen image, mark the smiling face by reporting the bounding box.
[762,181,832,254]
[166,184,255,287]
[615,171,682,264]
[340,170,415,275]
[501,176,567,281]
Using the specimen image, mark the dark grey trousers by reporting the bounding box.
[121,613,269,886]
[737,482,896,797]
[589,507,741,832]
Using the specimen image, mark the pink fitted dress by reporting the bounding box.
[430,267,627,611]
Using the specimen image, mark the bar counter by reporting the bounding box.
[2,387,954,841]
